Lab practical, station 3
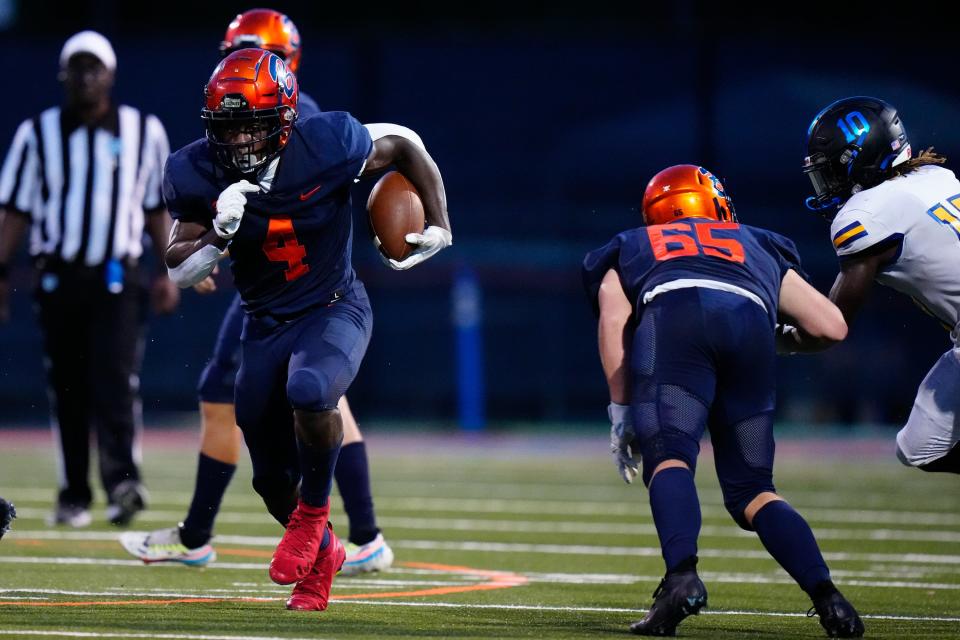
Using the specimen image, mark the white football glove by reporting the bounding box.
[608,402,639,484]
[213,180,260,239]
[382,226,452,271]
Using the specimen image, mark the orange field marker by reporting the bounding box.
[0,560,527,607]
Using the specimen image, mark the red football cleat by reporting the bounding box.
[269,500,329,585]
[286,522,346,611]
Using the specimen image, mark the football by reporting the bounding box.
[367,171,425,262]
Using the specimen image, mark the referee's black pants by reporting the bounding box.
[34,261,146,509]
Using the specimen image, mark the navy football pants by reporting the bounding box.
[234,284,373,497]
[197,293,244,404]
[630,287,777,522]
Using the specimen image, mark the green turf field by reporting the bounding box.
[0,429,958,639]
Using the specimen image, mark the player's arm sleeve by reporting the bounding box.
[766,232,808,281]
[297,92,321,119]
[0,119,40,219]
[364,123,426,150]
[583,235,624,317]
[334,112,374,179]
[829,208,901,263]
[162,157,210,227]
[142,115,171,213]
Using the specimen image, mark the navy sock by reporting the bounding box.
[181,453,236,549]
[335,442,380,545]
[752,500,831,594]
[297,438,342,508]
[319,523,330,552]
[649,467,701,572]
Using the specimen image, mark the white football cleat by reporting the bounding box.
[119,526,216,566]
[47,504,92,528]
[340,532,394,576]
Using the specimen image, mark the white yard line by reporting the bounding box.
[389,540,960,566]
[0,632,324,640]
[14,507,960,545]
[9,533,960,568]
[340,599,960,623]
[0,588,276,600]
[1,592,960,624]
[382,497,960,527]
[2,561,958,592]
[11,498,960,527]
[0,556,267,570]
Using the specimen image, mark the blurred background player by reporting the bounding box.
[161,49,449,610]
[0,30,178,528]
[583,165,862,637]
[120,9,393,573]
[0,497,14,540]
[802,96,960,474]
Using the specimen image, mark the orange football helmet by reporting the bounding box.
[221,9,302,74]
[641,164,736,226]
[202,49,299,173]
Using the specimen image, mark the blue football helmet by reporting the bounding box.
[803,96,911,214]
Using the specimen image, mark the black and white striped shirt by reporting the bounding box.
[0,105,169,266]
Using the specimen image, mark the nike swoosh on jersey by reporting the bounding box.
[299,184,323,201]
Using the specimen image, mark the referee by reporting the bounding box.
[0,31,179,527]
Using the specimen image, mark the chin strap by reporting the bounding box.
[804,196,841,212]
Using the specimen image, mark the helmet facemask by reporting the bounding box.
[802,151,849,213]
[202,98,294,174]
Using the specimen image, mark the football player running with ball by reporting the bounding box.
[802,96,960,473]
[583,165,863,637]
[121,8,398,577]
[162,49,449,611]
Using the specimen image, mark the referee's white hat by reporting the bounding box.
[60,30,116,72]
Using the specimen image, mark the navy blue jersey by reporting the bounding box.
[164,111,373,316]
[299,91,320,119]
[583,218,803,326]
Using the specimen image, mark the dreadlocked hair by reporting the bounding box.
[891,147,947,177]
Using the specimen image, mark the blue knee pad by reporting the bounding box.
[197,358,239,404]
[723,489,772,531]
[713,412,777,531]
[286,369,335,412]
[634,384,709,487]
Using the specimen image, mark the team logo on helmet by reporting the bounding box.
[698,167,728,199]
[267,54,295,100]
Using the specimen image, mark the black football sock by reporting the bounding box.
[649,467,701,573]
[335,442,380,545]
[181,453,236,549]
[752,500,831,594]
[297,439,341,509]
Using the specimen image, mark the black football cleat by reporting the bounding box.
[106,481,148,527]
[809,586,865,638]
[0,497,15,541]
[630,565,708,636]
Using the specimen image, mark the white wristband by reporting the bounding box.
[607,402,631,424]
[168,244,226,289]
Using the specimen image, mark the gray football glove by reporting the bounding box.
[608,402,639,484]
